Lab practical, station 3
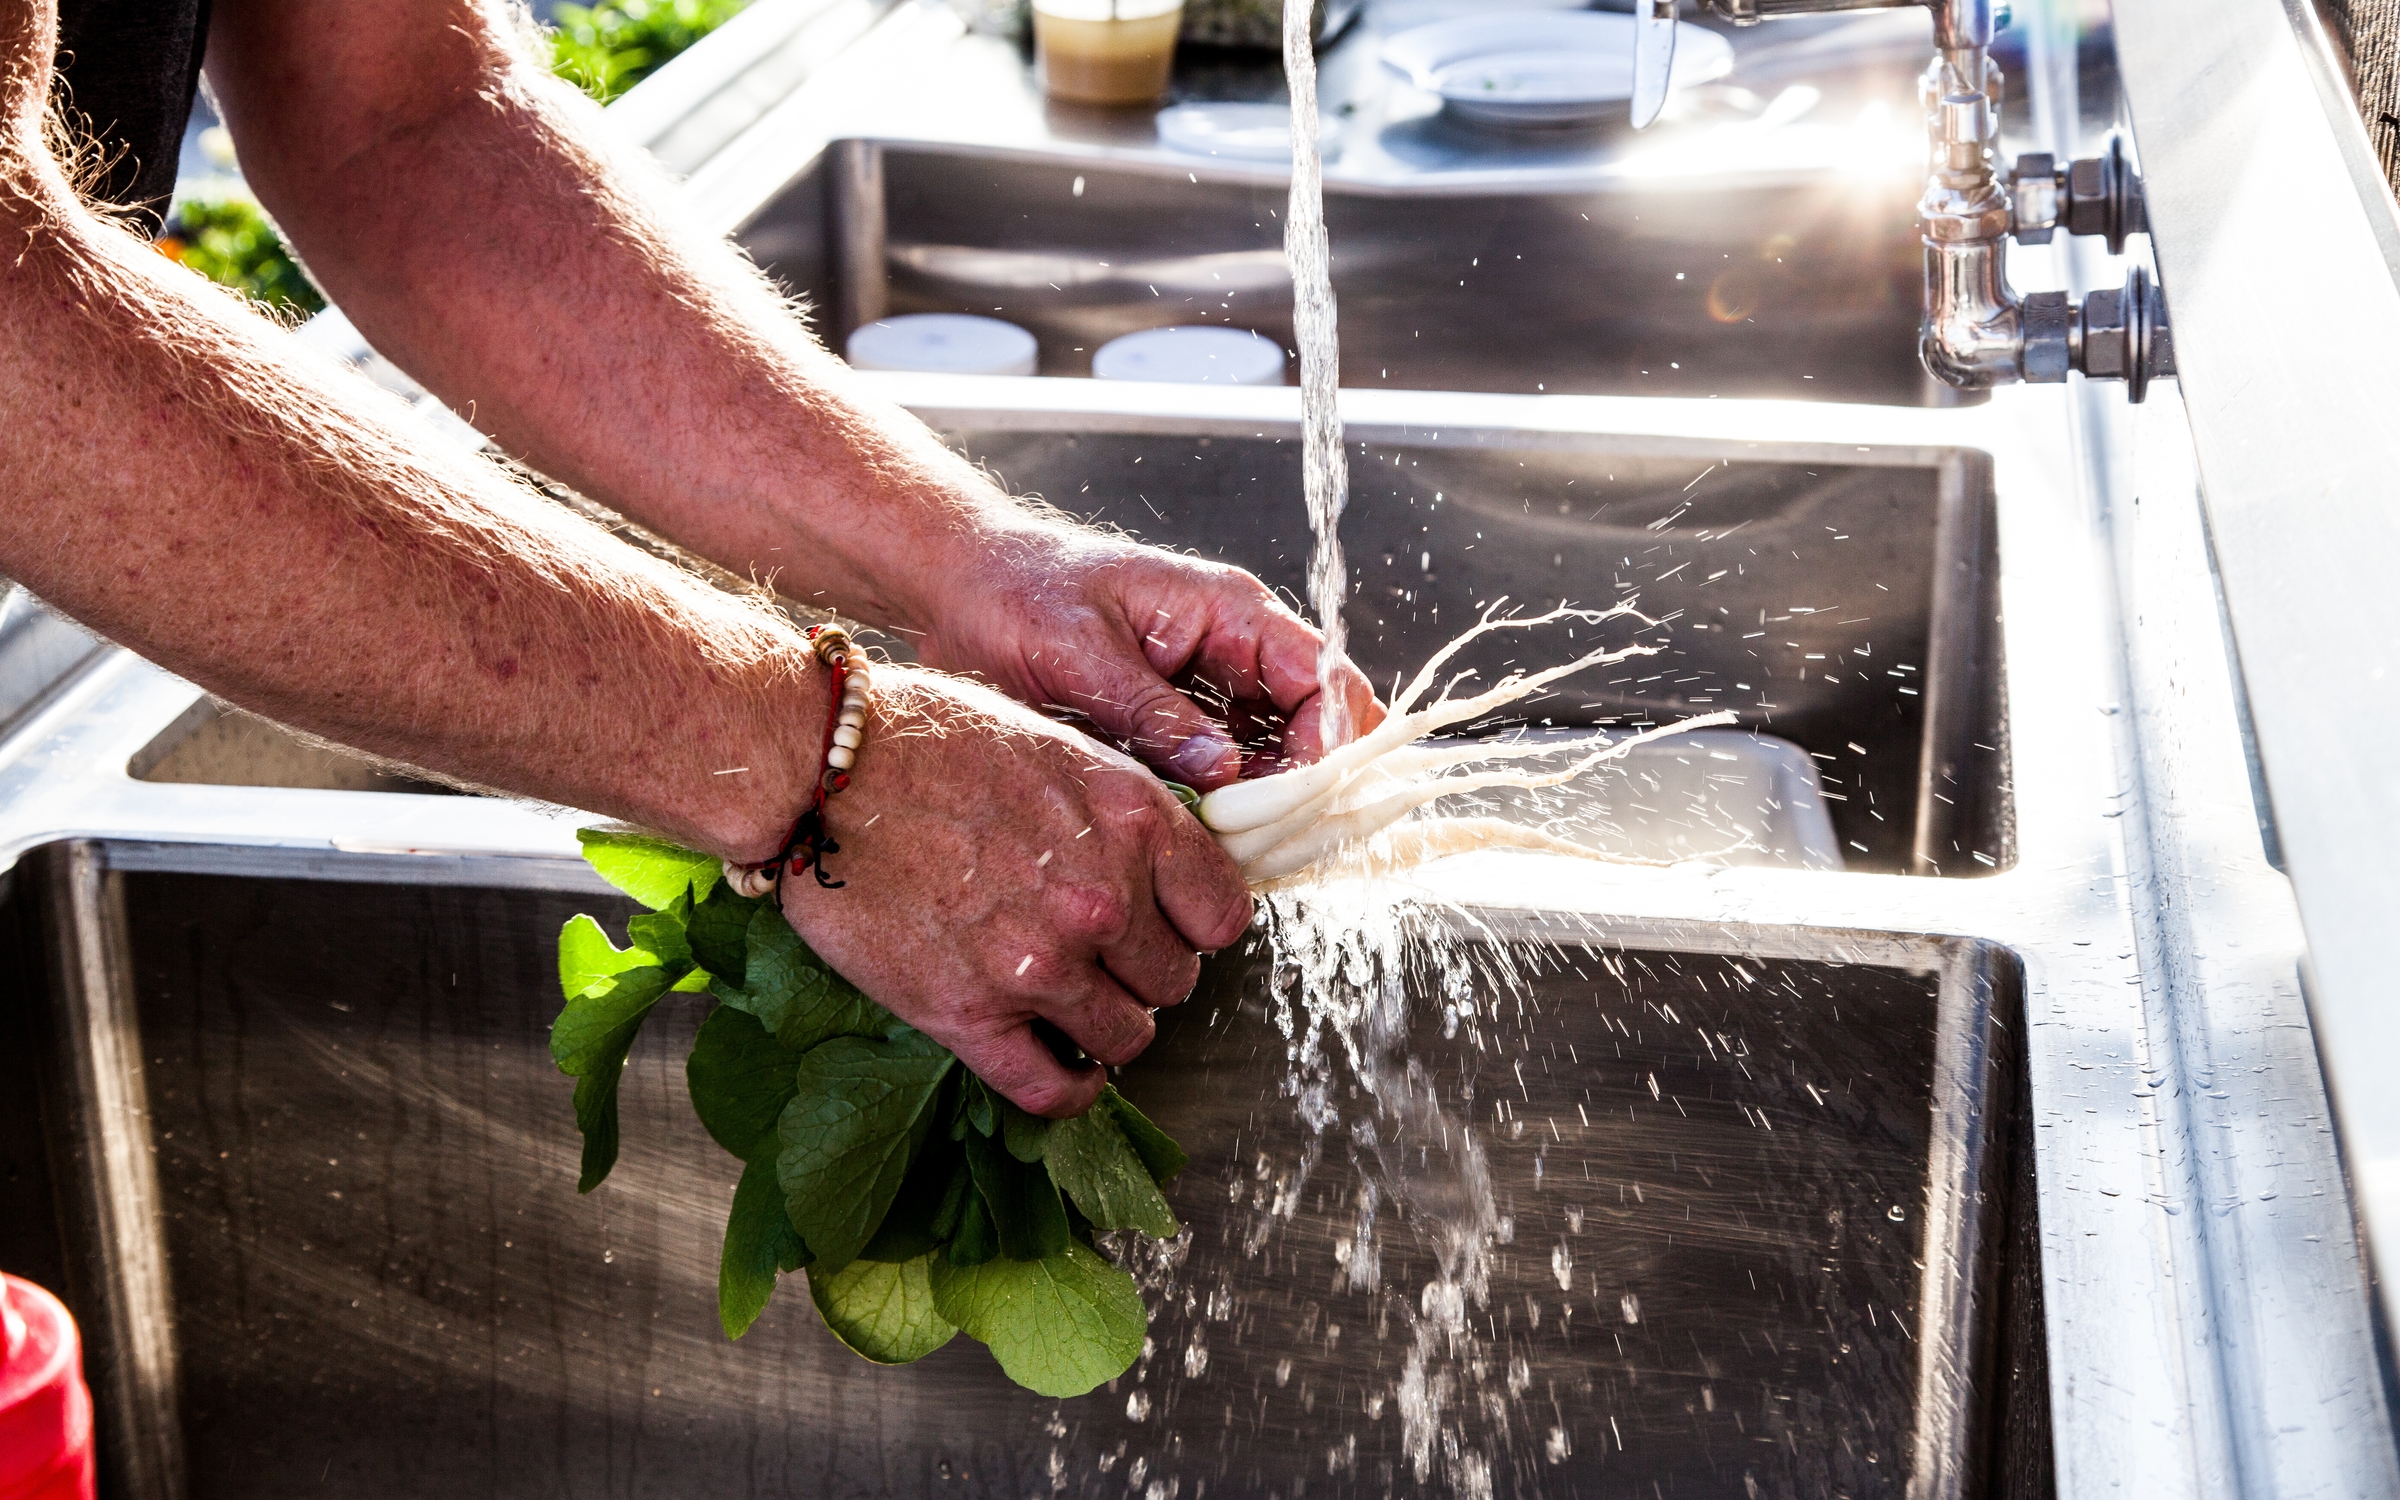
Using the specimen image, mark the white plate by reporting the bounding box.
[1155,102,1295,163]
[1381,11,1734,126]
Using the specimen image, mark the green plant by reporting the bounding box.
[553,830,1187,1397]
[550,0,751,104]
[157,197,325,316]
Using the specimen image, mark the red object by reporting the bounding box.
[0,1275,95,1500]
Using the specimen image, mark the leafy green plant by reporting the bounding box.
[550,0,750,104]
[553,829,1187,1397]
[157,197,325,316]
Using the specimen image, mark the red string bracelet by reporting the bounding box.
[723,625,872,898]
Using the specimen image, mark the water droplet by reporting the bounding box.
[1126,1390,1151,1422]
[1274,1357,1294,1387]
[1887,1204,1907,1222]
[1544,1426,1573,1463]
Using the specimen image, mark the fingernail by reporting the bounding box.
[1169,731,1237,783]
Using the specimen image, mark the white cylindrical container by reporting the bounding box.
[845,314,1040,376]
[1092,325,1287,385]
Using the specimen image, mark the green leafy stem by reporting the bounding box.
[551,830,1188,1398]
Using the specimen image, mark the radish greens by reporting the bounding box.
[551,830,1183,1398]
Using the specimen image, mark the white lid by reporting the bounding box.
[1156,103,1294,163]
[1092,326,1287,385]
[845,314,1039,376]
[1031,0,1183,19]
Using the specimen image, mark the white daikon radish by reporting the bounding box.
[1196,602,1738,887]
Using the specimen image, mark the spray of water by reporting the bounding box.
[1262,886,1522,1496]
[1282,0,1354,751]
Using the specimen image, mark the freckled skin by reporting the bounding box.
[0,0,1380,1110]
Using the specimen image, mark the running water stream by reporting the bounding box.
[1282,0,1353,751]
[1121,15,1527,1494]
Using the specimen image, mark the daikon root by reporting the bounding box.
[1198,602,1738,887]
[1247,818,1672,895]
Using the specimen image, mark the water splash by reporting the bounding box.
[1261,883,1527,1496]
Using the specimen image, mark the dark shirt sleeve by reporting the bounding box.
[51,0,214,232]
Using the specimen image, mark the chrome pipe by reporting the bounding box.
[1694,0,2171,400]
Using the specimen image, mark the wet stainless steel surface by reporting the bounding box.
[61,869,2019,1500]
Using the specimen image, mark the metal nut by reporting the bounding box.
[2011,152,2059,244]
[2078,286,2132,380]
[2020,291,2073,382]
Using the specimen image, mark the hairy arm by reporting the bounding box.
[205,0,1376,787]
[0,3,1246,1114]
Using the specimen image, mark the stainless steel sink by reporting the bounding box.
[933,407,2006,876]
[748,140,1937,406]
[10,854,2038,1500]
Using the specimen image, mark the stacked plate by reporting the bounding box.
[1381,11,1734,126]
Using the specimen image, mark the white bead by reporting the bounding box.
[832,724,863,750]
[840,698,869,720]
[723,862,775,899]
[826,744,856,770]
[837,713,865,733]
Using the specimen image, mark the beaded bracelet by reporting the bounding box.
[724,624,872,898]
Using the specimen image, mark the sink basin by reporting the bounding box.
[741,142,1937,405]
[3,857,2040,1499]
[935,411,2007,876]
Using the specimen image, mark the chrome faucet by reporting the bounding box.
[1667,0,2174,401]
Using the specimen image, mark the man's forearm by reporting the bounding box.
[0,158,824,859]
[207,1,1040,641]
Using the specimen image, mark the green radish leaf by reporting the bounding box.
[930,1155,974,1241]
[1102,1087,1189,1184]
[557,914,657,1001]
[810,1253,957,1365]
[627,908,693,973]
[553,964,676,1193]
[862,1132,964,1264]
[578,829,720,910]
[687,1005,804,1160]
[949,1185,998,1266]
[776,1034,956,1270]
[720,1152,810,1339]
[551,966,674,1076]
[929,1243,1145,1397]
[686,884,762,984]
[1045,1103,1179,1239]
[965,1129,1070,1263]
[1160,780,1201,812]
[723,907,894,1052]
[999,1098,1054,1163]
[963,1078,998,1139]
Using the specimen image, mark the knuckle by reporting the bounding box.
[1051,882,1134,944]
[1087,1006,1156,1067]
[1203,886,1254,952]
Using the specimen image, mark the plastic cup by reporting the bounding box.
[845,314,1040,376]
[1034,0,1185,107]
[1092,325,1287,385]
[0,1274,95,1500]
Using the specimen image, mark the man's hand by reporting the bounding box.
[775,668,1251,1117]
[910,524,1383,793]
